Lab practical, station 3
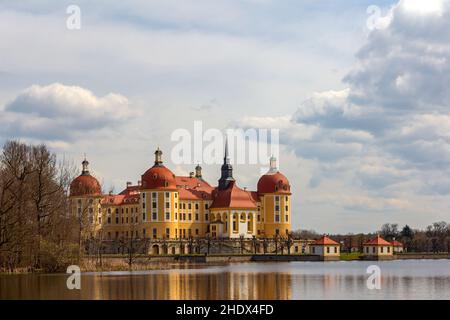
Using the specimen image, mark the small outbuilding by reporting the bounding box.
[391,240,404,253]
[363,235,393,260]
[310,236,340,261]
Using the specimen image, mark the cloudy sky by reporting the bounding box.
[1,0,449,233]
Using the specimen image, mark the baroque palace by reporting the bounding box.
[69,143,292,241]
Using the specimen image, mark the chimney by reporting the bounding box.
[189,172,195,178]
[138,180,142,186]
[126,181,132,188]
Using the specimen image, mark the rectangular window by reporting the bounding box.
[275,215,280,222]
[165,212,170,220]
[275,205,280,212]
[205,213,209,221]
[115,217,119,224]
[142,192,146,199]
[195,203,199,210]
[188,213,192,221]
[285,215,289,222]
[152,192,157,199]
[152,212,157,220]
[195,213,199,221]
[165,192,170,198]
[205,204,209,210]
[165,202,170,209]
[166,228,170,238]
[195,229,199,236]
[153,228,157,239]
[175,212,178,220]
[188,203,192,210]
[152,202,157,209]
[285,205,289,211]
[142,213,146,221]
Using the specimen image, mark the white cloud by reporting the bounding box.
[236,0,450,231]
[0,83,136,142]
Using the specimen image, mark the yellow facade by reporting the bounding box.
[70,148,293,240]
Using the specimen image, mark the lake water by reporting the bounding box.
[1,260,450,300]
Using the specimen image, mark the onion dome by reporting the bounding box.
[141,148,177,190]
[70,158,102,197]
[257,156,291,194]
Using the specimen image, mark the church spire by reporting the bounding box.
[218,138,234,190]
[224,138,230,164]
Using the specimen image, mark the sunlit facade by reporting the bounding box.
[69,143,292,240]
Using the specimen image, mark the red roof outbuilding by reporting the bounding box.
[364,235,392,246]
[313,236,339,246]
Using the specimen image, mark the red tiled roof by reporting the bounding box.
[101,193,139,206]
[210,181,257,209]
[175,176,213,200]
[364,235,392,246]
[391,240,403,247]
[119,185,141,195]
[250,191,260,203]
[101,195,125,206]
[314,236,339,246]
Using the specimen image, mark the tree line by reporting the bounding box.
[293,222,450,253]
[0,141,79,272]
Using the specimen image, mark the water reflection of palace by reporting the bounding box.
[84,271,292,300]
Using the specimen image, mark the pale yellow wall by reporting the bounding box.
[311,245,340,256]
[363,245,393,256]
